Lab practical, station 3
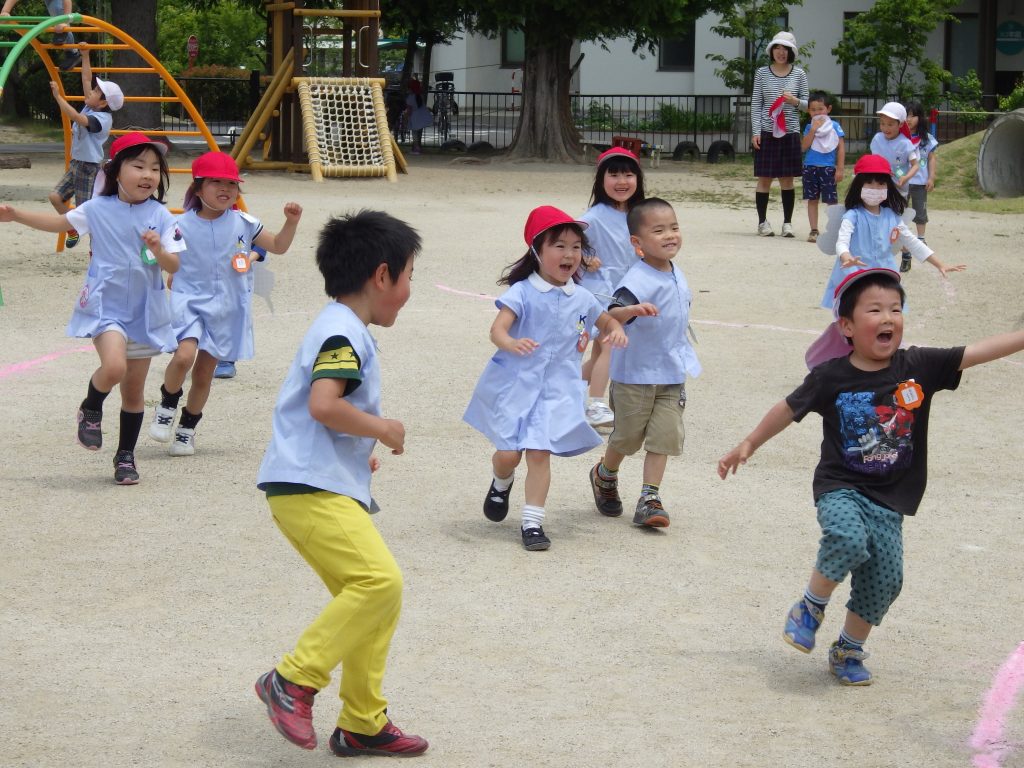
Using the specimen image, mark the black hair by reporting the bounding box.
[844,172,906,215]
[499,223,593,286]
[99,144,170,203]
[904,100,929,140]
[808,91,833,109]
[626,197,675,236]
[316,210,421,298]
[770,44,796,64]
[589,154,646,209]
[837,272,906,322]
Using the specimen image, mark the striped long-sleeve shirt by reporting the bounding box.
[751,65,809,136]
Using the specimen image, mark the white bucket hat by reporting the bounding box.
[766,31,798,56]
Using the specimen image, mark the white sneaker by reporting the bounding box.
[585,400,614,428]
[149,405,176,442]
[781,222,795,238]
[757,221,774,237]
[169,426,196,456]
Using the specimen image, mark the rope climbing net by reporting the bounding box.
[295,77,397,182]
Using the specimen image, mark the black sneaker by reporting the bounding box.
[521,526,551,551]
[589,463,623,516]
[483,478,513,522]
[76,407,102,451]
[900,252,912,272]
[59,49,82,71]
[113,450,139,485]
[633,494,670,528]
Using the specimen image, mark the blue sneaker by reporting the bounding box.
[782,599,824,653]
[829,641,873,685]
[214,360,236,379]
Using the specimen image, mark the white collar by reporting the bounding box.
[528,270,575,295]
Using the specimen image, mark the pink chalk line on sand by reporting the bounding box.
[0,345,92,381]
[971,641,1024,768]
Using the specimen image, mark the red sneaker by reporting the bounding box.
[254,669,317,750]
[329,719,428,757]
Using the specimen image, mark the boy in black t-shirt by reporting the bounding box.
[718,268,1024,685]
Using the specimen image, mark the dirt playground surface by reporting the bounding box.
[1,152,1023,768]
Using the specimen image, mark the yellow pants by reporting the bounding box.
[269,491,402,735]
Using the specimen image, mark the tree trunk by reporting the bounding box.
[506,25,581,163]
[109,0,160,130]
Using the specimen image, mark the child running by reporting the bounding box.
[820,154,964,311]
[579,146,646,429]
[800,91,844,243]
[588,198,700,528]
[904,101,939,251]
[464,205,627,551]
[718,267,1024,685]
[869,102,919,272]
[148,152,301,456]
[254,210,428,757]
[0,132,184,484]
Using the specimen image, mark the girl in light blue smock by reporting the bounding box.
[578,146,646,429]
[0,132,185,485]
[820,154,964,310]
[464,206,628,552]
[147,152,302,457]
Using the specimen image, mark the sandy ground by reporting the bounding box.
[1,151,1023,768]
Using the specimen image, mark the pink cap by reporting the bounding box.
[596,146,639,168]
[853,154,891,176]
[523,205,588,246]
[192,151,242,182]
[805,268,901,370]
[109,132,168,160]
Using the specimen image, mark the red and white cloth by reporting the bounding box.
[768,95,788,137]
[899,123,921,145]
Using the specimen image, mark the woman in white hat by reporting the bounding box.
[751,30,808,238]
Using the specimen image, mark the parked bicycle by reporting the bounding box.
[432,71,457,142]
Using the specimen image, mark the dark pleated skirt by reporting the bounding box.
[754,131,802,178]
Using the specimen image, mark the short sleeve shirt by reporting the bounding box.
[785,346,964,515]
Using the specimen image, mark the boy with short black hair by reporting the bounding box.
[254,210,428,757]
[48,48,122,247]
[588,198,701,528]
[718,268,1024,685]
[800,91,845,243]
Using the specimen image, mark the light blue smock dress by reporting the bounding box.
[578,203,636,302]
[172,208,264,360]
[463,272,605,457]
[64,195,186,351]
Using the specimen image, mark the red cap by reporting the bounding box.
[853,154,891,176]
[109,132,169,160]
[192,151,242,182]
[831,267,901,309]
[523,205,588,246]
[596,146,639,168]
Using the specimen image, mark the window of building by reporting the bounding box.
[842,12,868,94]
[502,27,524,68]
[946,13,979,84]
[659,22,696,71]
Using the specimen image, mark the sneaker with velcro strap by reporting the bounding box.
[329,719,429,757]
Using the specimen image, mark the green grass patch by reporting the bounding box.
[0,115,64,142]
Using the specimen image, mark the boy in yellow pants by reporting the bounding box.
[254,210,427,757]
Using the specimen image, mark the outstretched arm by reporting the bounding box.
[960,329,1024,371]
[717,399,795,478]
[253,202,302,254]
[594,310,627,348]
[0,204,70,233]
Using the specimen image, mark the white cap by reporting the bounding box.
[766,31,798,56]
[96,77,124,111]
[876,101,907,123]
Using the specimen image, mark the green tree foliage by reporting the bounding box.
[156,0,264,74]
[467,0,728,161]
[705,0,812,93]
[832,0,957,102]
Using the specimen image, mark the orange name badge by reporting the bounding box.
[894,380,924,410]
[576,329,590,353]
[889,227,900,243]
[232,251,250,273]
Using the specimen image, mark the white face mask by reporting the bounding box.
[860,187,888,207]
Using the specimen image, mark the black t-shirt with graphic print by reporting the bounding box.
[785,346,965,516]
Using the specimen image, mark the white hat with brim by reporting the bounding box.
[96,77,125,111]
[766,31,798,56]
[876,102,907,123]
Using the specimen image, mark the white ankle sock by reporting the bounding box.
[521,504,545,530]
[492,472,514,492]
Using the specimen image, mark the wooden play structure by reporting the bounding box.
[230,0,403,183]
[0,12,228,250]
